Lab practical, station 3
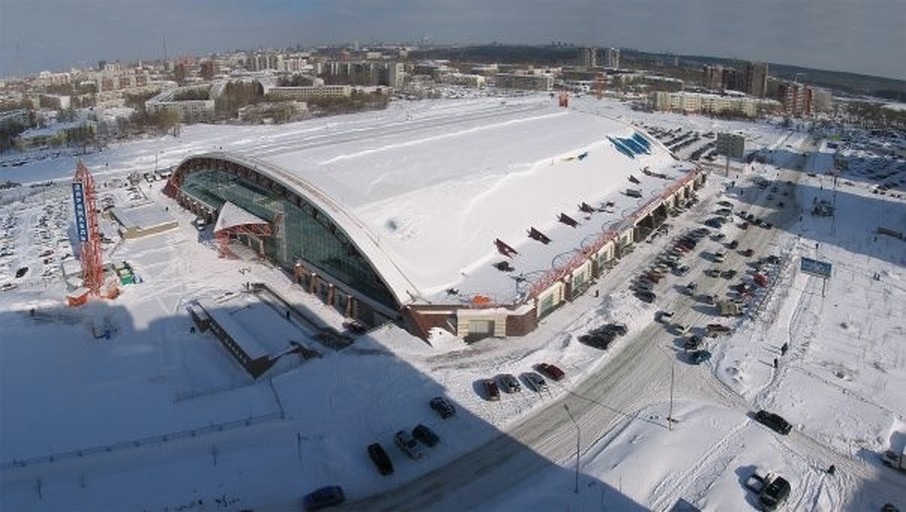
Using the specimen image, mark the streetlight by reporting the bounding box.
[668,357,675,430]
[563,404,580,494]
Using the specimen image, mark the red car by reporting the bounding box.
[706,324,732,337]
[483,379,500,401]
[739,222,749,230]
[536,363,566,381]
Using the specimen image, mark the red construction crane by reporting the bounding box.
[72,160,104,296]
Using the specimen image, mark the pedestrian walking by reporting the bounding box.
[827,464,836,475]
[781,343,789,356]
[773,357,778,369]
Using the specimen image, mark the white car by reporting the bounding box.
[673,323,691,336]
[656,310,675,323]
[714,252,726,263]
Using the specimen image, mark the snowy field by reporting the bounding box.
[2,96,905,511]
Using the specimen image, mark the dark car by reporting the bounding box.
[536,363,565,381]
[754,410,793,435]
[684,335,703,351]
[579,332,613,349]
[484,378,500,401]
[523,372,548,392]
[498,373,521,393]
[636,290,656,303]
[367,443,394,475]
[412,424,440,447]
[593,323,627,337]
[728,240,739,250]
[720,269,738,279]
[758,475,791,511]
[303,485,345,511]
[688,350,711,365]
[430,396,456,419]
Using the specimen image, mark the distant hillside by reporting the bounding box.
[413,45,906,101]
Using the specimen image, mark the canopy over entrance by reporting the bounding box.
[213,201,277,258]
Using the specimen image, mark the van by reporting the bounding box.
[194,217,207,231]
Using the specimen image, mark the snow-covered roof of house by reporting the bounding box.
[188,99,696,305]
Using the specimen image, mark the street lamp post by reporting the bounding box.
[668,359,675,430]
[563,404,580,494]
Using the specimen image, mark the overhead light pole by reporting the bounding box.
[563,404,580,494]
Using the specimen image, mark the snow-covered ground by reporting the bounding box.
[2,96,905,511]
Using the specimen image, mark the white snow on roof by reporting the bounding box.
[110,203,176,230]
[219,100,688,303]
[213,201,269,232]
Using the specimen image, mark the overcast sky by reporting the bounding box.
[1,0,904,81]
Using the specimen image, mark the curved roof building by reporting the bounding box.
[165,99,703,338]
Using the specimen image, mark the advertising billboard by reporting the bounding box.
[800,257,832,278]
[72,182,89,242]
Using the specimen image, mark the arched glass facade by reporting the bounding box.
[178,164,399,311]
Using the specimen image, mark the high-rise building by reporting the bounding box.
[744,62,769,98]
[200,60,218,80]
[578,47,597,68]
[703,65,742,92]
[602,47,620,69]
[778,81,814,117]
[703,65,723,90]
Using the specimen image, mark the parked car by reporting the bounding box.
[673,323,691,336]
[394,430,424,459]
[758,475,791,511]
[704,268,721,278]
[657,310,675,323]
[720,269,738,279]
[498,373,521,393]
[367,443,394,475]
[688,350,712,365]
[430,396,456,419]
[754,410,793,435]
[636,290,656,303]
[727,240,739,250]
[483,379,500,401]
[706,324,732,337]
[741,248,754,257]
[682,282,697,295]
[536,363,565,381]
[674,264,691,276]
[412,424,440,447]
[303,486,345,511]
[684,335,703,351]
[713,252,726,263]
[523,372,548,392]
[579,332,614,349]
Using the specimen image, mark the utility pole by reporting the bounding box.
[668,360,675,431]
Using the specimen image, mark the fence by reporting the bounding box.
[1,411,282,471]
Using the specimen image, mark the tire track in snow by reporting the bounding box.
[648,418,751,511]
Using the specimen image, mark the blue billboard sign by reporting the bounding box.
[800,257,832,278]
[72,182,88,242]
